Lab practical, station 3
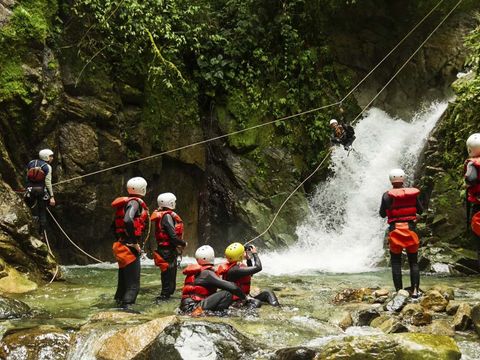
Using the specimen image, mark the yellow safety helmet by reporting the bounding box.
[225,242,245,263]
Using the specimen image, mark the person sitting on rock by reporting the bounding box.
[330,119,356,151]
[24,149,56,236]
[464,133,480,265]
[180,245,245,316]
[111,177,149,311]
[150,192,186,303]
[216,243,279,308]
[379,169,423,298]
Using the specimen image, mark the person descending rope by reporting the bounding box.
[464,133,480,267]
[379,169,423,298]
[24,149,56,236]
[217,243,279,308]
[180,245,245,316]
[330,119,356,151]
[150,192,187,302]
[111,177,149,311]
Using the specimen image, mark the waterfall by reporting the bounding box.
[262,101,449,275]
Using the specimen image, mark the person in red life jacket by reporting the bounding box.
[180,245,245,316]
[464,133,480,265]
[216,242,279,308]
[379,168,424,298]
[111,177,149,311]
[150,192,187,302]
[24,149,56,236]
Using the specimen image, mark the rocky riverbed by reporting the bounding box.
[0,265,479,359]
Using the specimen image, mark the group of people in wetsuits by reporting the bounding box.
[24,128,480,312]
[110,178,279,312]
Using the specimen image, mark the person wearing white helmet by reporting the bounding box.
[329,118,356,151]
[464,133,480,264]
[180,245,245,316]
[379,169,424,298]
[24,149,55,236]
[150,192,187,302]
[111,177,149,311]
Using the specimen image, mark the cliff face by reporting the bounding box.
[0,0,478,266]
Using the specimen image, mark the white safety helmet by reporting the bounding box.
[195,245,215,266]
[126,177,147,196]
[330,119,338,126]
[39,149,54,161]
[389,168,405,184]
[466,133,480,157]
[157,192,176,209]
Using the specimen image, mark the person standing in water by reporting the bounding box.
[111,177,149,311]
[216,242,279,308]
[464,133,480,266]
[25,149,56,236]
[150,192,186,302]
[379,169,423,298]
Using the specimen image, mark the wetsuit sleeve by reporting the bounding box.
[44,164,54,197]
[161,214,187,247]
[124,200,140,242]
[465,162,477,186]
[200,270,246,299]
[227,255,262,281]
[379,192,390,218]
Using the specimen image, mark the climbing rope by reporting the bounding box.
[47,208,104,263]
[43,230,60,284]
[245,0,463,245]
[52,0,447,188]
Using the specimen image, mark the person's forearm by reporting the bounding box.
[45,171,54,197]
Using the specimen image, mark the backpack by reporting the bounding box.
[27,160,47,183]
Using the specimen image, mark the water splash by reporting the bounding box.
[262,102,449,275]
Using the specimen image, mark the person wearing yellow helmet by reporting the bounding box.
[217,243,279,308]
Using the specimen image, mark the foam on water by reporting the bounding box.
[262,102,449,275]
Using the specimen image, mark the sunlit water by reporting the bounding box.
[262,102,449,275]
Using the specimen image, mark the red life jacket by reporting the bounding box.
[385,187,420,224]
[464,158,480,204]
[150,209,184,246]
[181,264,216,301]
[111,197,148,239]
[216,261,251,300]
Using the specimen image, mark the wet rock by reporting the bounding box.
[89,310,139,322]
[0,325,71,360]
[446,301,461,315]
[354,308,380,326]
[430,285,455,301]
[316,333,461,359]
[96,316,178,360]
[275,347,317,360]
[385,290,409,312]
[371,316,408,334]
[333,288,373,304]
[416,320,455,337]
[470,304,480,336]
[420,290,449,312]
[373,289,390,297]
[452,303,472,331]
[401,303,432,326]
[0,294,31,319]
[335,312,353,330]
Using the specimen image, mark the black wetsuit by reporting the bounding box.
[223,253,279,307]
[115,199,142,307]
[157,212,187,299]
[25,159,52,234]
[465,161,480,263]
[331,123,356,150]
[180,268,245,313]
[379,187,424,293]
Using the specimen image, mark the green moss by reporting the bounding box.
[0,60,30,103]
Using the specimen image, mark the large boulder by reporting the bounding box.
[275,347,317,360]
[400,303,432,326]
[316,333,461,360]
[470,304,480,336]
[452,303,472,331]
[420,290,449,312]
[0,326,71,360]
[385,290,409,312]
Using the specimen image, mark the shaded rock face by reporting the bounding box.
[0,326,71,360]
[0,294,31,319]
[275,347,317,360]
